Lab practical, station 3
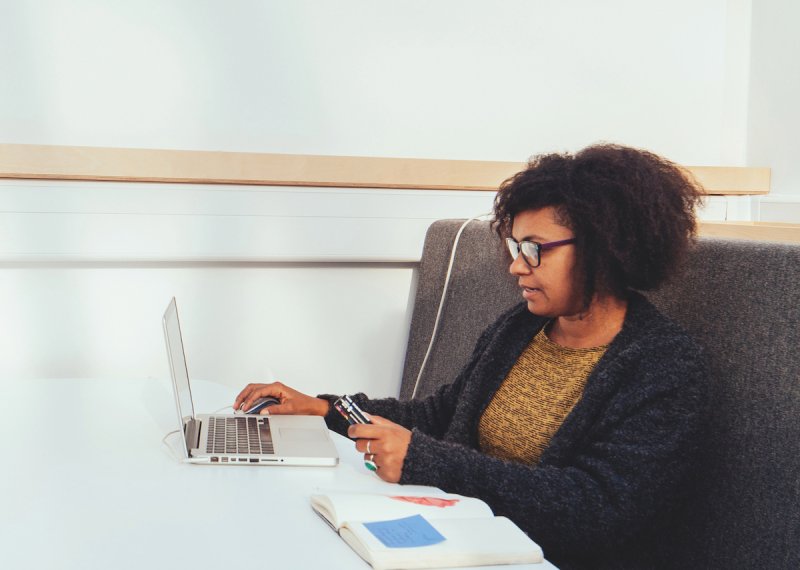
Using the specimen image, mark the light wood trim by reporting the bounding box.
[699,221,800,244]
[686,166,770,196]
[0,143,770,195]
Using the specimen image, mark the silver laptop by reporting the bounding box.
[162,297,339,466]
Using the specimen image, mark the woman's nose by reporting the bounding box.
[509,253,532,276]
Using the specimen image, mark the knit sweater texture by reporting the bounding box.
[478,326,606,464]
[321,292,708,569]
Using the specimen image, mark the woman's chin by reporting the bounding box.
[526,299,551,316]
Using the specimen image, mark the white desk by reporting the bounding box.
[0,378,556,569]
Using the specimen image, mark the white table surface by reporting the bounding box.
[0,377,556,570]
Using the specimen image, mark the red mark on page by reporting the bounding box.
[390,496,460,508]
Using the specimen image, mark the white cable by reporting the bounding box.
[161,429,192,463]
[410,213,493,400]
[162,429,180,446]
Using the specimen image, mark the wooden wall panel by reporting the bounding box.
[0,144,771,195]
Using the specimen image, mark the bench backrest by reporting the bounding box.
[400,219,800,569]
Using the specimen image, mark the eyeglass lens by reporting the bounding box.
[506,238,540,267]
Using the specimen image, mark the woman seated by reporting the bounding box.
[234,143,708,570]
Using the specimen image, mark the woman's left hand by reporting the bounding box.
[349,415,412,483]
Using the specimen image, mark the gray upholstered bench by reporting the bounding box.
[399,219,800,569]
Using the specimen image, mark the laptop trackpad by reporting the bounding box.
[279,427,328,442]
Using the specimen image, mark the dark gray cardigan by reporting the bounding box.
[322,292,708,569]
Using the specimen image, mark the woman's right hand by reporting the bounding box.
[233,382,330,416]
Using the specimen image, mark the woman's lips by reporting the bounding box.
[521,286,542,300]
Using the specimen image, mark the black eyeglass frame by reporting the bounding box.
[505,237,576,268]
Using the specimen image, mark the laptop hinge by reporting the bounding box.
[184,418,202,454]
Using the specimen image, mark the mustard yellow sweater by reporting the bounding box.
[478,326,607,464]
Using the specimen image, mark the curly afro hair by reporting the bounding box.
[493,143,704,305]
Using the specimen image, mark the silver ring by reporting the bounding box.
[366,440,371,454]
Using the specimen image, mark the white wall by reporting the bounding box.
[0,1,773,392]
[747,0,800,221]
[0,178,495,395]
[0,262,417,398]
[1,0,747,165]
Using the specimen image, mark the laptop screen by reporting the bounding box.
[163,298,196,427]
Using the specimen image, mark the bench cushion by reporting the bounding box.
[401,220,800,568]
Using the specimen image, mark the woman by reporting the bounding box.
[234,144,708,569]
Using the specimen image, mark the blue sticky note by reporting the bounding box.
[363,514,446,548]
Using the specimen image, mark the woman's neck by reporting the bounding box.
[548,295,628,349]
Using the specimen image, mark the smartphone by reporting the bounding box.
[244,396,280,415]
[335,395,377,472]
[333,395,372,425]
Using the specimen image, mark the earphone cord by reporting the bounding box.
[410,213,492,400]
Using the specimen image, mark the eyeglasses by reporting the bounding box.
[505,237,576,268]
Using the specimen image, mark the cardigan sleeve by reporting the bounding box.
[398,335,708,561]
[318,313,503,438]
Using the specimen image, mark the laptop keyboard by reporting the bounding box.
[206,416,274,455]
